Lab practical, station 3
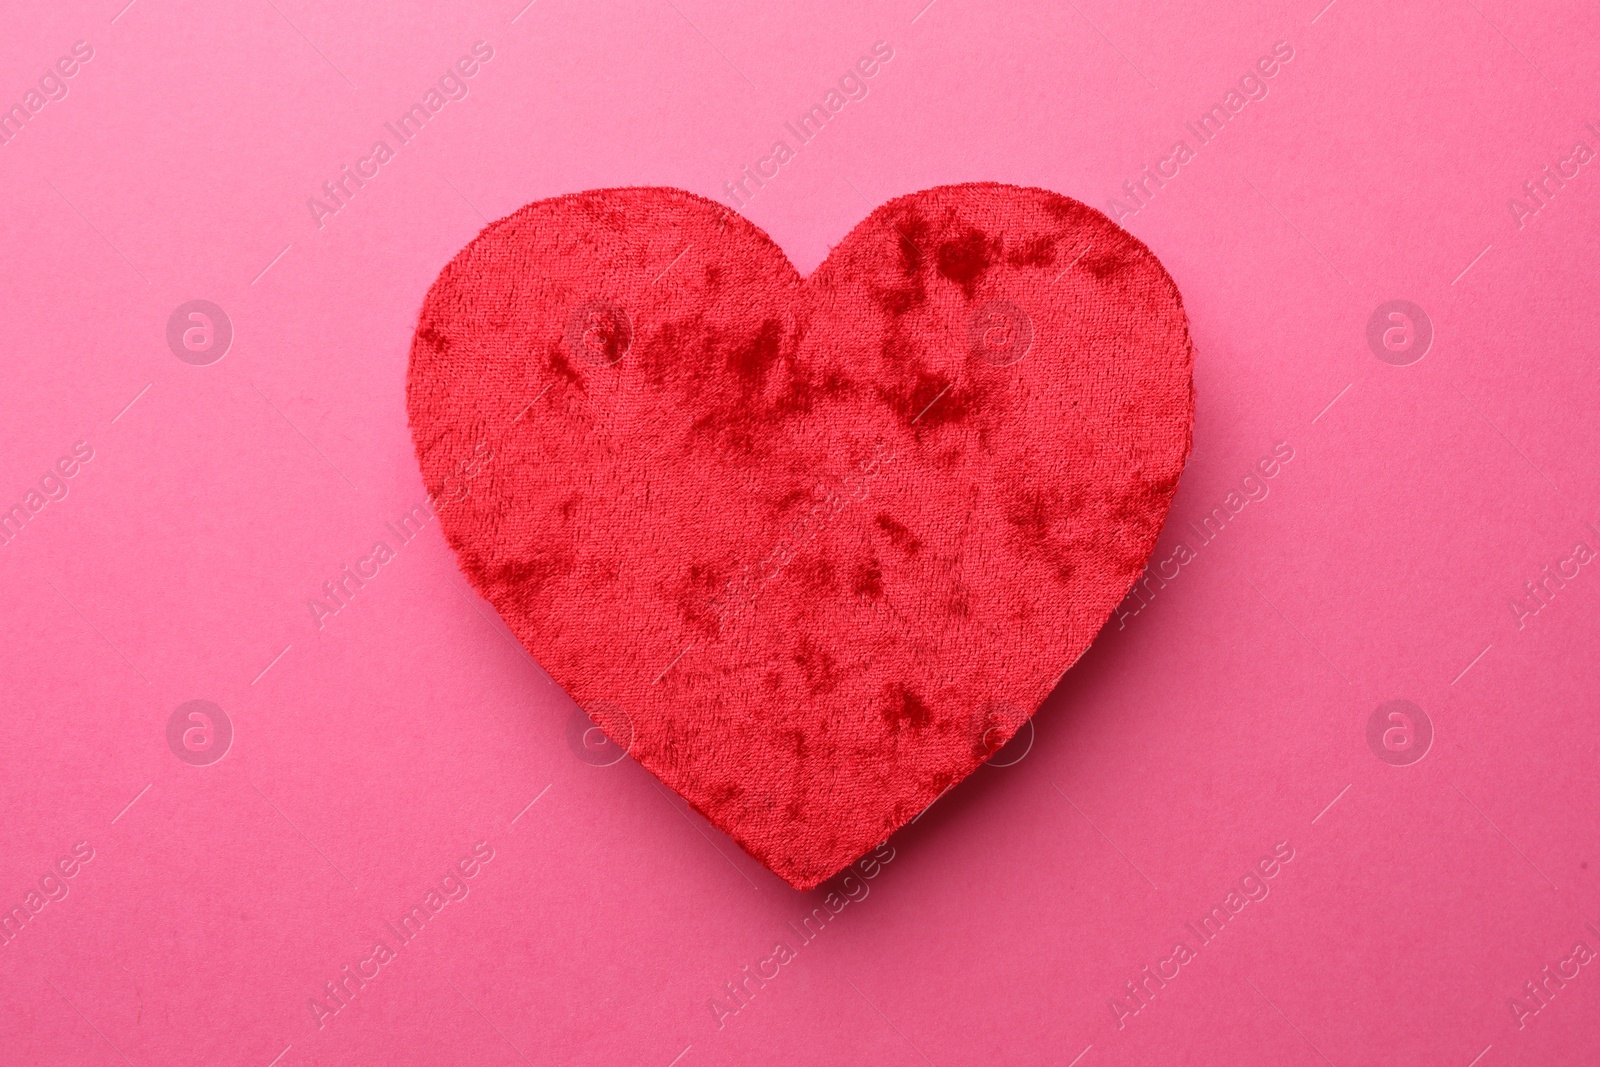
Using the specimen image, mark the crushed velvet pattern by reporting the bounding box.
[407,184,1194,889]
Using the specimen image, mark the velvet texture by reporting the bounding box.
[407,184,1194,889]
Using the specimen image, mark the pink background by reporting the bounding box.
[3,1,1599,1064]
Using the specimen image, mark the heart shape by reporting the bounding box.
[408,184,1193,889]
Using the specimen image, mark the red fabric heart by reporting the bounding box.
[408,184,1193,889]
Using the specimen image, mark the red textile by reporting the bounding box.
[408,184,1193,889]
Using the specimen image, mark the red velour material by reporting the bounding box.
[407,184,1194,889]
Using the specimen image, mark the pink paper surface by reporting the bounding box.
[3,2,1598,1064]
